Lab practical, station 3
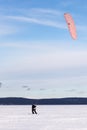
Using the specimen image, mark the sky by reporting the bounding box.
[0,0,87,98]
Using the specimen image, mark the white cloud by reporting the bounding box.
[30,8,63,16]
[0,7,87,34]
[1,8,65,29]
[0,47,87,76]
[6,15,66,29]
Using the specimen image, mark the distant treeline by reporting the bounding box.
[0,97,87,105]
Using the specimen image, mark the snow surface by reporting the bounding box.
[0,105,87,130]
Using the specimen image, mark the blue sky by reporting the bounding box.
[0,0,87,98]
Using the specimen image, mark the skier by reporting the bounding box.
[32,104,37,114]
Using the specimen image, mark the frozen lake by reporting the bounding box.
[0,105,87,130]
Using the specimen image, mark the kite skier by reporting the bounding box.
[32,104,37,114]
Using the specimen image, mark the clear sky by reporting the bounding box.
[0,0,87,98]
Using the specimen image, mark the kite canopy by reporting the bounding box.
[64,13,77,40]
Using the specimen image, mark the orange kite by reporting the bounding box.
[64,13,77,40]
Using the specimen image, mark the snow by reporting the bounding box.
[0,105,87,130]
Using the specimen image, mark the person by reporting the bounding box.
[32,104,37,114]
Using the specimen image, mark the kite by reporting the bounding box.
[64,13,77,40]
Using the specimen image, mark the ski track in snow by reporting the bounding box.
[0,105,87,130]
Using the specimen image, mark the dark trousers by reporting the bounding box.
[32,109,37,114]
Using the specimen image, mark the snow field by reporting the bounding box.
[0,105,87,130]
